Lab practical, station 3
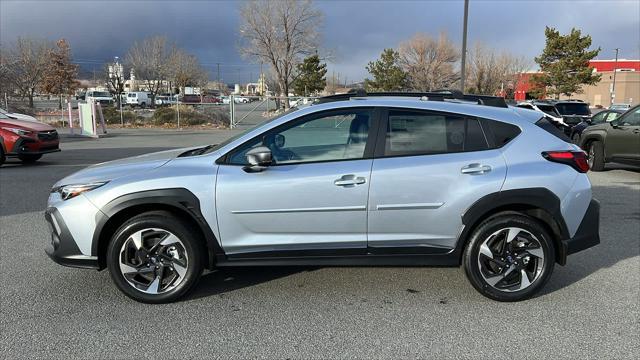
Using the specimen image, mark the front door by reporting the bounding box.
[367,109,507,253]
[216,108,377,258]
[607,106,640,163]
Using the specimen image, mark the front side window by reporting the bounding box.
[383,110,488,156]
[605,112,621,122]
[228,109,373,165]
[590,111,607,124]
[618,106,640,126]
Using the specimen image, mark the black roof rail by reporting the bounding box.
[314,89,508,108]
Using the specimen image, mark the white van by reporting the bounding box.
[126,92,151,107]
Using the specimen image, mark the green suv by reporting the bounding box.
[580,105,640,171]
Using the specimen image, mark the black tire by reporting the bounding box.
[463,213,555,302]
[588,141,605,171]
[107,211,205,303]
[18,154,42,163]
[0,145,5,167]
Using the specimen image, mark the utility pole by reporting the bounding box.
[610,48,620,106]
[216,63,221,84]
[460,0,469,92]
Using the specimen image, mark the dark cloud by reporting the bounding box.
[2,0,638,83]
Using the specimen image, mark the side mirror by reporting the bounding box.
[244,146,272,172]
[609,120,620,128]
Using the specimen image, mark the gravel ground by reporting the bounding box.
[1,129,638,359]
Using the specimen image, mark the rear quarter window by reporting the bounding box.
[483,119,522,147]
[535,117,570,142]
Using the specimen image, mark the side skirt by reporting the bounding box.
[216,253,459,267]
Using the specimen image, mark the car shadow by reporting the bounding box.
[185,266,315,300]
[539,182,640,297]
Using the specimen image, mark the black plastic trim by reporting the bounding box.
[455,188,570,263]
[92,188,222,270]
[217,253,459,267]
[44,208,100,269]
[558,199,600,265]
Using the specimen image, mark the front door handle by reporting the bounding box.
[461,163,492,175]
[334,174,366,187]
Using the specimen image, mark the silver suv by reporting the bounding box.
[45,92,600,303]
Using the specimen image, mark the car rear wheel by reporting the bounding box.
[0,146,5,166]
[588,141,605,171]
[18,154,42,163]
[107,211,205,303]
[463,213,555,302]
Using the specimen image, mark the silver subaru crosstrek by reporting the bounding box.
[45,92,600,303]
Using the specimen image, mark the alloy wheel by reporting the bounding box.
[588,144,595,168]
[118,228,189,294]
[477,227,545,292]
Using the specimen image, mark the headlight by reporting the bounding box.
[2,127,32,136]
[51,181,108,200]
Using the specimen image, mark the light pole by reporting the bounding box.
[610,48,620,106]
[460,0,469,92]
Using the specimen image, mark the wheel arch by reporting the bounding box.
[455,188,570,265]
[92,188,222,270]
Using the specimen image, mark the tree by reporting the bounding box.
[293,54,326,96]
[465,43,530,97]
[364,48,407,92]
[105,59,126,108]
[398,32,459,91]
[3,37,50,108]
[169,49,208,97]
[125,36,174,107]
[239,0,323,109]
[534,27,601,98]
[42,39,79,109]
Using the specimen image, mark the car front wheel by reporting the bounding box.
[463,213,555,302]
[588,141,605,171]
[18,154,42,163]
[107,211,205,303]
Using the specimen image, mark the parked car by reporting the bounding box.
[0,107,38,122]
[579,104,640,171]
[609,103,631,111]
[570,109,623,143]
[85,91,114,106]
[516,101,564,124]
[0,112,60,166]
[154,95,177,107]
[45,91,599,303]
[552,100,592,127]
[234,96,250,104]
[126,92,151,108]
[180,94,201,104]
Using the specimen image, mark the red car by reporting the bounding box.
[0,112,60,166]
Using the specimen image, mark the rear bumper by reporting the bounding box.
[558,199,600,265]
[44,208,99,270]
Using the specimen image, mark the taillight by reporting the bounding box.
[542,151,589,173]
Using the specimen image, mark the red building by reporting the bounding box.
[513,59,640,102]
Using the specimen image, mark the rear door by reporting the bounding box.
[367,108,508,253]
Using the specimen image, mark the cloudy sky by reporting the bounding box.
[1,0,639,84]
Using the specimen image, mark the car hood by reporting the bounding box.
[53,147,199,186]
[0,118,54,131]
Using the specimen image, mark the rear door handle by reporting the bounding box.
[461,164,492,175]
[334,174,366,186]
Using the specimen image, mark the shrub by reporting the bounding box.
[152,105,230,127]
[101,106,141,124]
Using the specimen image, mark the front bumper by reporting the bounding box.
[7,137,60,156]
[44,208,99,269]
[558,199,600,265]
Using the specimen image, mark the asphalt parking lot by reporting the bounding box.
[1,129,638,359]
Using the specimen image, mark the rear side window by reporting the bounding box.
[383,110,489,156]
[535,117,570,142]
[484,119,522,147]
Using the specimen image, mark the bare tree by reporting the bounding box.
[125,36,173,107]
[466,42,530,97]
[105,60,127,108]
[398,32,460,91]
[239,0,322,109]
[4,37,51,108]
[42,39,79,109]
[169,49,208,97]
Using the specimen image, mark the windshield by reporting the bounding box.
[537,104,560,117]
[92,92,112,97]
[554,103,590,116]
[202,108,299,155]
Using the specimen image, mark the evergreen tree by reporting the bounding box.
[533,27,601,98]
[293,55,327,96]
[364,49,407,91]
